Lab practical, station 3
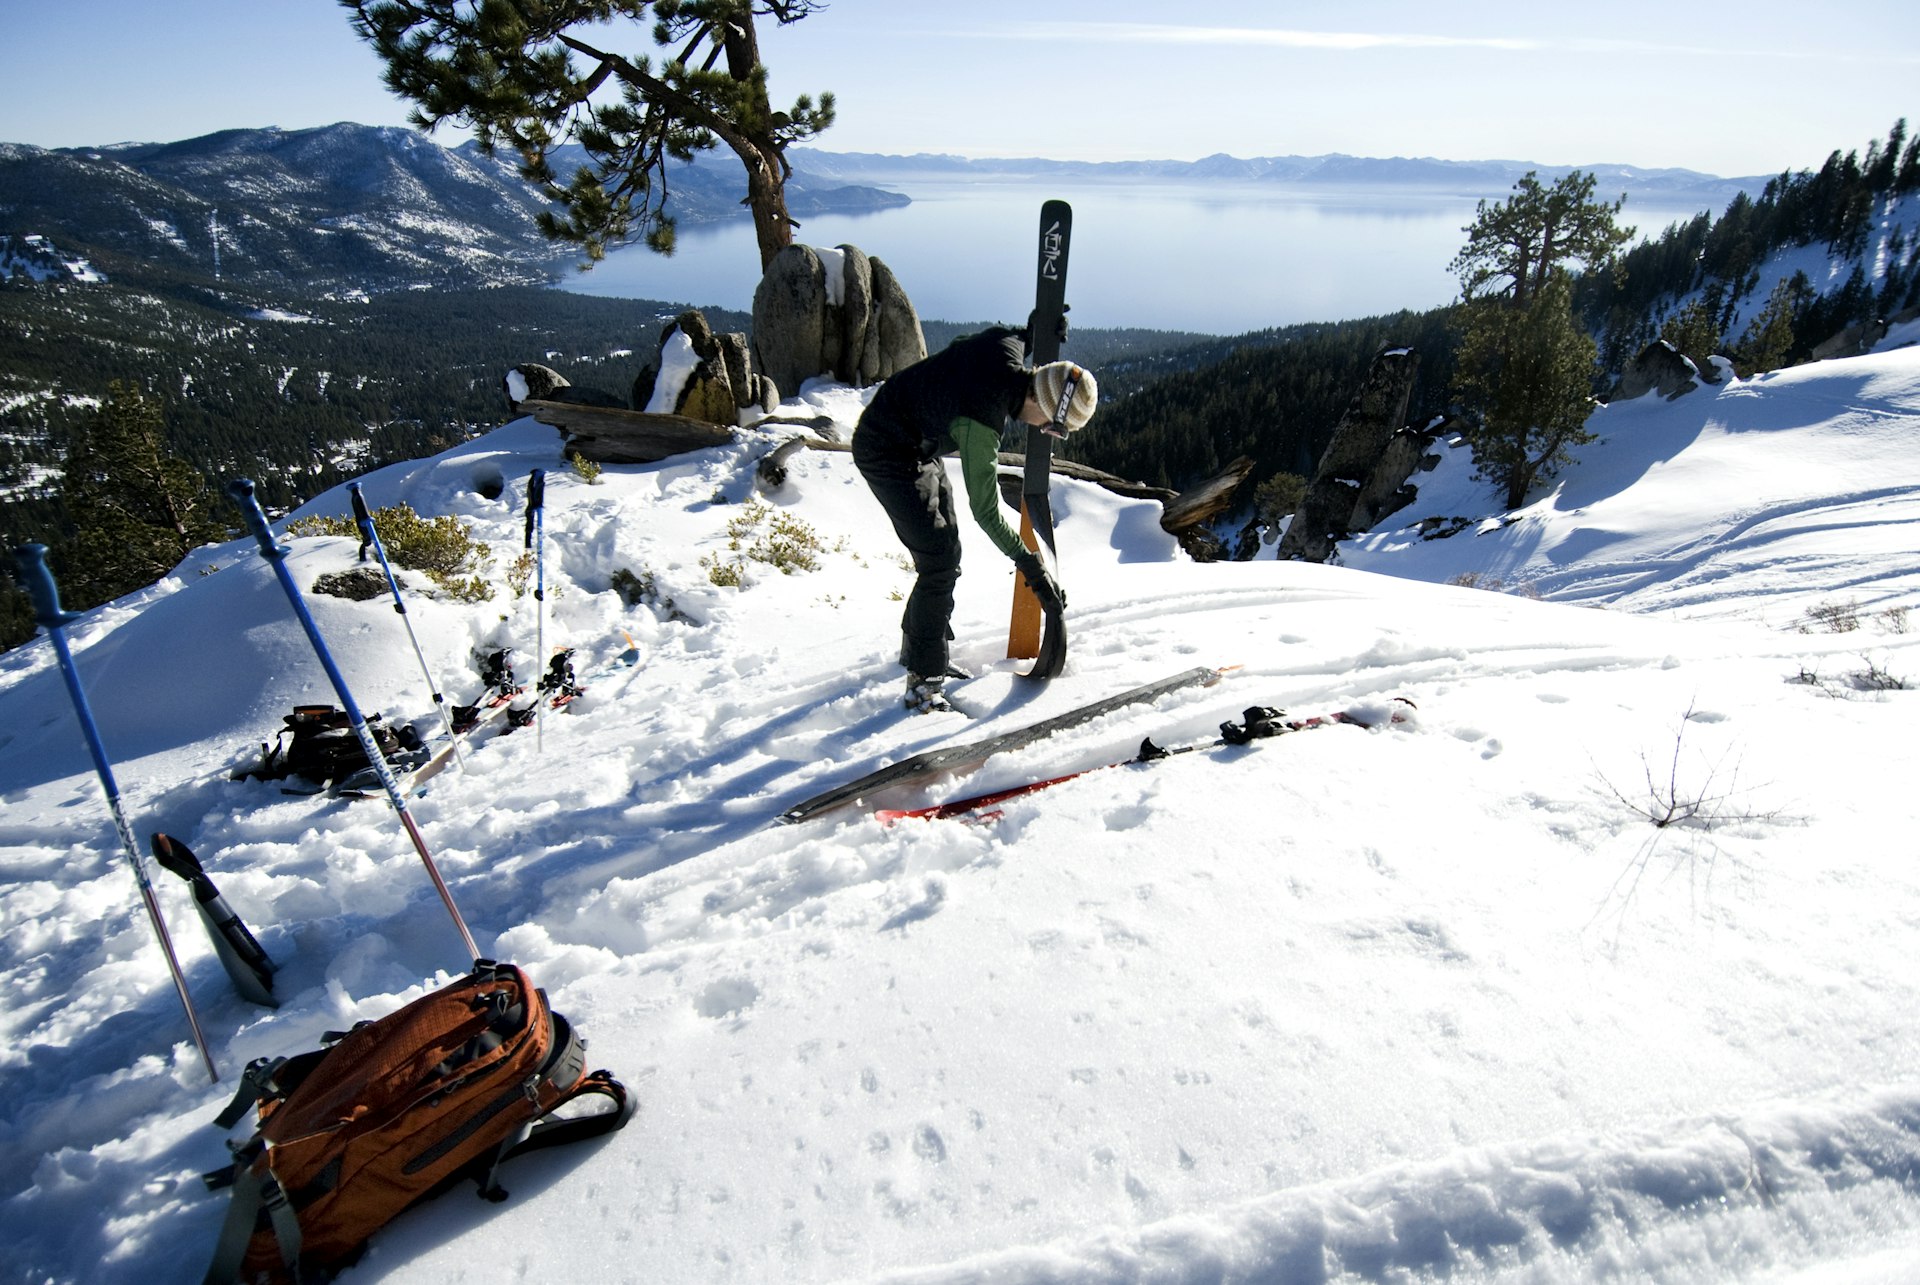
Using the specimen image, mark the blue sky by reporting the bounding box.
[5,0,1917,178]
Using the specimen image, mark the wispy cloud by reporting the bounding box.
[982,20,1920,63]
[1002,22,1540,53]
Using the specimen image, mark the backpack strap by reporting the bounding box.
[202,1143,305,1285]
[469,1012,633,1199]
[212,1057,283,1131]
[510,1069,634,1159]
[261,730,287,778]
[470,1069,633,1204]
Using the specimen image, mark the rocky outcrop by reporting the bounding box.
[752,243,926,396]
[1274,346,1435,564]
[503,363,623,413]
[1609,339,1702,402]
[866,257,927,382]
[1794,304,1918,366]
[1811,317,1891,362]
[752,248,827,402]
[311,567,388,601]
[631,309,779,425]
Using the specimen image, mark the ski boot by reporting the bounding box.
[903,673,956,715]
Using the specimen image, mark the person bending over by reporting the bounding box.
[852,325,1098,712]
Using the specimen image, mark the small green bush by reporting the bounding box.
[701,554,744,587]
[1253,472,1308,528]
[505,550,535,600]
[703,499,829,585]
[289,503,494,603]
[610,567,648,606]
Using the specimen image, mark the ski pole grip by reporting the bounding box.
[226,479,287,560]
[348,482,376,564]
[524,468,545,548]
[12,543,81,629]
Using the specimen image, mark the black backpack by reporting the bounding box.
[238,705,422,789]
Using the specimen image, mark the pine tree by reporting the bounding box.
[0,579,32,653]
[1731,279,1799,376]
[1659,297,1723,373]
[1898,134,1920,195]
[1449,170,1636,309]
[1868,119,1905,192]
[342,0,835,270]
[57,382,226,609]
[1446,172,1622,511]
[1880,227,1911,314]
[1453,273,1599,510]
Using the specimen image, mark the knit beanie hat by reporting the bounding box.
[1032,362,1099,432]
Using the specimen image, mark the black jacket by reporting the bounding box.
[855,327,1030,461]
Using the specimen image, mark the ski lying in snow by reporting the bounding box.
[776,665,1225,825]
[876,697,1417,824]
[150,833,278,1008]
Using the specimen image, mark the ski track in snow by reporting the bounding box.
[872,1085,1920,1285]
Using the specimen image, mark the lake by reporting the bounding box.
[557,177,1723,336]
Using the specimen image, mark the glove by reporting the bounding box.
[1023,305,1070,351]
[1013,551,1067,616]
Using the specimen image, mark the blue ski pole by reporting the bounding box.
[226,480,481,965]
[11,544,219,1082]
[349,483,465,770]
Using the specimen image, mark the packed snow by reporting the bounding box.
[3,341,1920,1285]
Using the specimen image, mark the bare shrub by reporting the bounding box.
[1798,599,1862,633]
[1446,571,1542,599]
[1590,702,1788,947]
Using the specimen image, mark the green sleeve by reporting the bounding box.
[951,417,1028,561]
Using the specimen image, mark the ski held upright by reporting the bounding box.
[1009,199,1073,675]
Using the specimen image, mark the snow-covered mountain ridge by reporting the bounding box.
[2,337,1919,1283]
[1,122,1762,294]
[788,146,1761,206]
[0,124,905,292]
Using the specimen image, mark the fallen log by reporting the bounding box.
[998,454,1177,503]
[524,399,735,464]
[747,433,1174,506]
[525,400,1185,515]
[1158,456,1256,533]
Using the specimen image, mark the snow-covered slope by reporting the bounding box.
[1345,322,1920,626]
[3,350,1920,1284]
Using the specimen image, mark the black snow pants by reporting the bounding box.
[853,431,961,678]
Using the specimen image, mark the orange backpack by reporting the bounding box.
[201,960,632,1283]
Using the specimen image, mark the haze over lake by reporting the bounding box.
[557,174,1737,336]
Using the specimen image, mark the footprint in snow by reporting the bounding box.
[694,976,760,1019]
[912,1125,947,1163]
